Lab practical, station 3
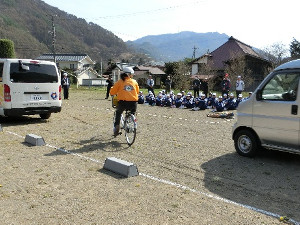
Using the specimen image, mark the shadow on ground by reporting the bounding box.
[0,116,47,127]
[201,150,300,221]
[44,135,131,157]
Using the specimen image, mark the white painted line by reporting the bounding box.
[139,173,299,225]
[5,130,300,225]
[46,144,102,164]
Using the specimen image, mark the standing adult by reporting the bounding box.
[165,75,172,94]
[105,75,114,99]
[221,73,231,97]
[147,75,155,96]
[202,78,209,97]
[192,76,201,98]
[62,73,70,100]
[235,75,245,97]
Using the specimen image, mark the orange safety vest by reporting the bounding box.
[110,77,139,101]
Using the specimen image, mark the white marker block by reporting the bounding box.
[104,157,139,177]
[25,134,45,146]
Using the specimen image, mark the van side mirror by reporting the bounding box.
[256,89,262,100]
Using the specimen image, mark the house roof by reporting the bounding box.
[194,36,265,70]
[36,53,95,64]
[135,66,166,75]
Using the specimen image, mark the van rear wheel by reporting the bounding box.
[234,130,258,157]
[40,113,51,119]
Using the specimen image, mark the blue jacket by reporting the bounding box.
[198,98,207,110]
[175,98,183,108]
[225,98,236,110]
[215,101,225,112]
[138,95,145,104]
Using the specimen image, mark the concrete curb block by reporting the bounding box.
[103,157,139,178]
[25,134,46,146]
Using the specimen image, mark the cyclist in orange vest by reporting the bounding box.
[110,67,140,136]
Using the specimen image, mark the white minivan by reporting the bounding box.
[232,59,300,157]
[0,59,62,119]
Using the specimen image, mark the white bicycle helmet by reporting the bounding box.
[123,67,134,74]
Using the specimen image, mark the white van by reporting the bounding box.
[0,59,62,119]
[232,59,300,157]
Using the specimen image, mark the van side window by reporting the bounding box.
[262,73,299,101]
[0,63,3,82]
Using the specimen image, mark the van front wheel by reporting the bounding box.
[234,130,258,157]
[40,113,51,119]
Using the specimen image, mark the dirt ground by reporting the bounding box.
[0,88,299,225]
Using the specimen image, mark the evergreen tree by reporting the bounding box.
[290,38,300,59]
[0,39,16,58]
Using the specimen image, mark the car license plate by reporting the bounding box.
[31,94,42,100]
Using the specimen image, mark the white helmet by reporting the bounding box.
[123,67,134,74]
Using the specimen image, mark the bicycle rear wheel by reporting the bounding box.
[124,114,137,146]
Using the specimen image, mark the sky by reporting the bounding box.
[43,0,300,50]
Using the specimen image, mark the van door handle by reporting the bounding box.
[291,105,298,115]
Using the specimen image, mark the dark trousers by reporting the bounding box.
[236,90,242,97]
[222,90,229,97]
[194,88,200,98]
[63,86,69,99]
[114,101,137,127]
[148,87,155,96]
[106,86,112,99]
[203,89,208,98]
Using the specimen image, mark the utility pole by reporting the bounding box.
[51,15,56,63]
[192,46,198,59]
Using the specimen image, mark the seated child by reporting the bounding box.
[184,93,194,109]
[235,94,244,108]
[156,94,164,106]
[198,93,207,110]
[215,96,225,112]
[138,91,145,104]
[175,93,183,108]
[225,93,236,110]
[148,93,156,106]
[163,94,172,107]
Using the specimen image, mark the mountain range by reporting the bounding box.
[0,0,231,66]
[127,32,230,62]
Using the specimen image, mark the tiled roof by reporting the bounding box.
[135,66,166,75]
[207,36,262,70]
[36,53,89,62]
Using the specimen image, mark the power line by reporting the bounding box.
[92,1,205,20]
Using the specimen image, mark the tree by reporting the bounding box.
[0,39,16,58]
[261,42,288,68]
[290,38,300,59]
[225,51,254,92]
[164,61,190,91]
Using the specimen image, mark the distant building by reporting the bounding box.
[36,53,103,86]
[133,65,166,88]
[191,36,271,90]
[104,63,166,88]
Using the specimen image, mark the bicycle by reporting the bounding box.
[112,96,137,146]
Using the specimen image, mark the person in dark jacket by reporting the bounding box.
[62,73,70,100]
[165,75,172,94]
[192,76,201,98]
[221,73,231,97]
[105,75,114,99]
[201,78,209,97]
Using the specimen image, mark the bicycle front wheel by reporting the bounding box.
[124,114,137,146]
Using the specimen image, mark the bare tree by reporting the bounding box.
[172,61,191,91]
[260,42,289,68]
[224,51,254,92]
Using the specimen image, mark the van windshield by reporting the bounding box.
[9,62,58,83]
